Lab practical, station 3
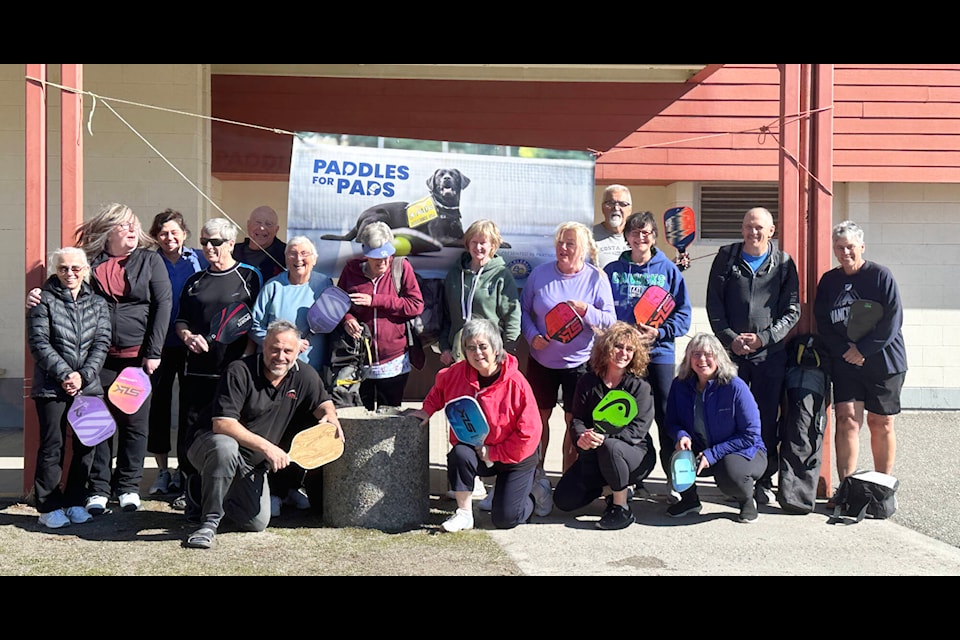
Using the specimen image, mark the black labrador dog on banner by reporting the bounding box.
[322,168,470,248]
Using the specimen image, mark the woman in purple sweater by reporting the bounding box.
[520,221,616,480]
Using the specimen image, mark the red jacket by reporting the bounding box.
[422,354,542,465]
[337,256,424,365]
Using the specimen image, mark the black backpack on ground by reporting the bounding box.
[777,333,831,514]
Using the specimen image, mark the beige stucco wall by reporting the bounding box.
[2,64,958,427]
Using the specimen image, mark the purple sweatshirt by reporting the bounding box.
[520,261,616,369]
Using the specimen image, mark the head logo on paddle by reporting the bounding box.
[68,395,117,446]
[544,302,584,344]
[207,301,253,344]
[591,389,638,434]
[633,285,676,329]
[107,366,152,415]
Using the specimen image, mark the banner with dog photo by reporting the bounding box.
[287,132,596,282]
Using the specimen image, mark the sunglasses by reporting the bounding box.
[57,265,85,274]
[603,200,632,209]
[199,237,229,247]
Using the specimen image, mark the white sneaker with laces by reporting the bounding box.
[39,508,71,529]
[149,469,171,496]
[441,508,474,532]
[532,477,554,517]
[270,495,282,518]
[118,492,141,512]
[65,506,92,524]
[478,485,495,512]
[283,488,311,510]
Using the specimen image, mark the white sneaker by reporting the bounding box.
[445,477,488,500]
[270,495,282,518]
[65,506,92,524]
[441,508,474,532]
[39,508,70,529]
[478,485,495,512]
[532,477,554,517]
[283,488,311,510]
[149,469,171,495]
[85,495,109,515]
[472,476,488,499]
[118,492,141,512]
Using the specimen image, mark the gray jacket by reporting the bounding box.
[706,240,800,362]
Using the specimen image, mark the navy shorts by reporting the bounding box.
[525,356,588,413]
[832,369,905,416]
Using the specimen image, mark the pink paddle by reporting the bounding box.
[107,366,152,415]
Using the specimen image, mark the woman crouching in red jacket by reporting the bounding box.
[409,318,551,532]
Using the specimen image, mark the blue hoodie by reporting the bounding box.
[604,247,691,365]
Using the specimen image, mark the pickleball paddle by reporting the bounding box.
[207,301,253,344]
[847,299,883,342]
[670,449,697,493]
[307,286,352,334]
[663,206,697,271]
[591,389,638,435]
[68,395,117,446]
[633,285,676,329]
[288,422,344,469]
[544,302,584,344]
[444,395,490,448]
[107,366,152,415]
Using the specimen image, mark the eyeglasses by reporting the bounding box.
[199,237,229,247]
[287,251,315,260]
[57,265,85,274]
[629,229,655,239]
[603,200,632,209]
[690,351,716,361]
[464,343,491,353]
[115,221,136,232]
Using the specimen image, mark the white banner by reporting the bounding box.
[287,133,596,281]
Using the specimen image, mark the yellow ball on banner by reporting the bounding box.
[393,236,412,256]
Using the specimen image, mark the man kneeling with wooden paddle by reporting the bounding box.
[182,319,342,549]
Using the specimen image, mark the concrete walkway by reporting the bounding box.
[4,409,959,576]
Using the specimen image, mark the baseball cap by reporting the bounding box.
[362,241,396,259]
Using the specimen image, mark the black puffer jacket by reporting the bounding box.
[27,276,112,399]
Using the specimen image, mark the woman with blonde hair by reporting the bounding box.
[74,203,173,514]
[520,220,615,492]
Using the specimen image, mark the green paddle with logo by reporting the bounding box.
[592,389,638,435]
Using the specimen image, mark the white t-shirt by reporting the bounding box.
[593,223,628,269]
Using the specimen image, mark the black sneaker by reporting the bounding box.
[597,504,635,530]
[666,493,702,518]
[754,482,775,505]
[738,497,759,523]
